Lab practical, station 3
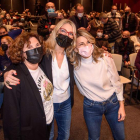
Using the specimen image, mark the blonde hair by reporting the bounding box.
[0,36,13,56]
[67,29,104,68]
[44,19,77,56]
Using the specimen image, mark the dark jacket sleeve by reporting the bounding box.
[3,82,21,140]
[37,17,50,36]
[135,50,140,71]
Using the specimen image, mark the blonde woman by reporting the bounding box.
[4,19,77,140]
[67,29,125,140]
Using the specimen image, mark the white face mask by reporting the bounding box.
[97,32,103,37]
[78,45,94,58]
[77,13,84,18]
[112,10,117,14]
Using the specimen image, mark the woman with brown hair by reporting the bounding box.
[67,29,125,140]
[4,19,77,140]
[3,32,53,140]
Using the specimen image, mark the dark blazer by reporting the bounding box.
[3,63,51,140]
[69,15,88,30]
[40,54,74,107]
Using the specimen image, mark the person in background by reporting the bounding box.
[3,32,53,140]
[130,26,140,52]
[0,26,22,45]
[0,36,13,128]
[69,3,88,30]
[67,29,125,140]
[122,6,139,36]
[95,26,111,52]
[3,13,13,25]
[107,5,122,30]
[35,1,43,16]
[114,31,134,66]
[99,12,121,51]
[0,8,5,26]
[120,10,124,16]
[37,2,63,40]
[0,36,13,81]
[88,12,103,37]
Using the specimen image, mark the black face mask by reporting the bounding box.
[122,38,128,42]
[125,12,129,16]
[1,44,8,51]
[25,47,43,64]
[56,34,73,48]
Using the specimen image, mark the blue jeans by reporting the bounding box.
[49,97,71,140]
[83,93,125,140]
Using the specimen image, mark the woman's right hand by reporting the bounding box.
[4,70,20,89]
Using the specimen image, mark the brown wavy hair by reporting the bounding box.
[9,32,44,64]
[0,36,13,56]
[67,29,104,68]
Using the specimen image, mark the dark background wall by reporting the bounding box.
[113,0,140,13]
[93,0,113,12]
[0,0,121,15]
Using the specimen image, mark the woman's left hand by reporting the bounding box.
[104,51,112,58]
[118,101,126,121]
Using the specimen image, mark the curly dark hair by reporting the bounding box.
[9,32,44,64]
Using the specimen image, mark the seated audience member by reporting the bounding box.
[95,26,111,52]
[130,26,140,52]
[114,31,134,66]
[0,26,22,45]
[88,12,103,37]
[122,6,139,36]
[107,5,122,30]
[25,9,31,17]
[3,32,53,140]
[69,4,88,30]
[37,2,63,39]
[99,12,121,49]
[0,36,13,82]
[3,13,13,25]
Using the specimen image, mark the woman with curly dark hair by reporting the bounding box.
[3,32,53,140]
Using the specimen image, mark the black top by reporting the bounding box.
[69,15,88,30]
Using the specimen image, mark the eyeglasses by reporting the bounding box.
[59,28,74,39]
